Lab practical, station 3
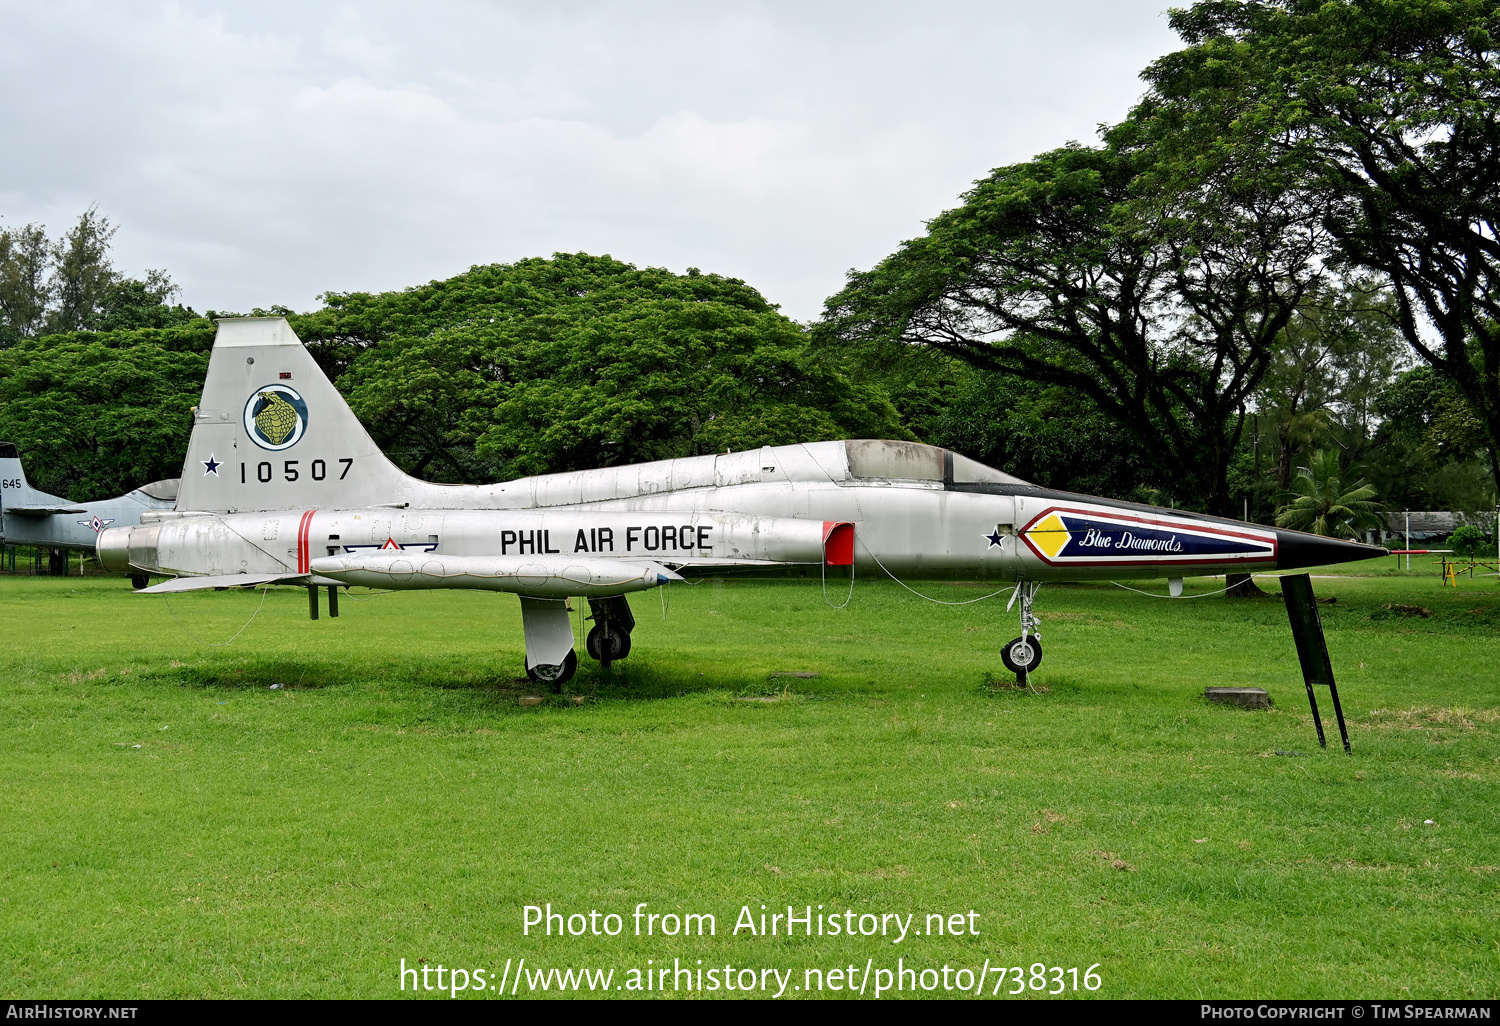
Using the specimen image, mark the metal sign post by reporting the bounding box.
[1281,573,1351,753]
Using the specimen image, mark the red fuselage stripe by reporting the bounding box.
[297,510,314,574]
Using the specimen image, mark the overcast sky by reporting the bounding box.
[0,1,1181,321]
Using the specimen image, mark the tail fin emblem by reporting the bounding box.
[243,384,309,451]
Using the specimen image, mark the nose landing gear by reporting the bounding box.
[1001,580,1043,680]
[1001,635,1042,676]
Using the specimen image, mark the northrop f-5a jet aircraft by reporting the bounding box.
[2,442,178,581]
[97,318,1384,686]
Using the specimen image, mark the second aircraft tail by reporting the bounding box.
[0,441,71,511]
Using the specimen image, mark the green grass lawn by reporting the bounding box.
[0,567,1496,999]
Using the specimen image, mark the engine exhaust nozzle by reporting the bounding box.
[96,526,134,573]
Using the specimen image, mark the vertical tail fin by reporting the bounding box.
[0,441,67,510]
[176,318,411,513]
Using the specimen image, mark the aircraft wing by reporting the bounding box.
[310,553,683,599]
[657,557,806,569]
[3,506,88,516]
[136,573,338,594]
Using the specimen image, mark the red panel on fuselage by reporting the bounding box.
[822,521,854,566]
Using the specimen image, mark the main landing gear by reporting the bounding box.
[1001,580,1043,678]
[519,595,637,691]
[520,596,579,690]
[585,596,635,669]
[527,650,578,689]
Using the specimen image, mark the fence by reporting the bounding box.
[1,546,110,577]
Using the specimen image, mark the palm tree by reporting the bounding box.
[1275,450,1384,538]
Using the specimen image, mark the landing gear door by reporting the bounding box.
[519,596,575,671]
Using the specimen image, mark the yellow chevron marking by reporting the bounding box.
[1024,513,1071,559]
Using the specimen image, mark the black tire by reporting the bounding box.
[526,649,578,691]
[130,575,149,590]
[1000,636,1043,675]
[585,624,631,662]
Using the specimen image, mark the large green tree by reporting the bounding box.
[1,254,899,499]
[1251,280,1407,492]
[0,208,197,346]
[1365,365,1496,510]
[0,223,49,344]
[46,207,120,335]
[816,137,1327,516]
[920,367,1163,502]
[1138,0,1500,487]
[303,253,905,482]
[0,326,213,499]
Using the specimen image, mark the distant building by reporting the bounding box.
[1369,512,1476,546]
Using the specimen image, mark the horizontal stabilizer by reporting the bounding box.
[4,506,87,516]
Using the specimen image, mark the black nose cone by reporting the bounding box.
[1275,529,1387,571]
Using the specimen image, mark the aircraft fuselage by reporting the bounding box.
[102,472,1354,588]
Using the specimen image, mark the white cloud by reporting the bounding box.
[0,0,1180,319]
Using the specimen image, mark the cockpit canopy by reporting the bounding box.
[844,439,1031,486]
[519,438,1031,509]
[137,479,180,502]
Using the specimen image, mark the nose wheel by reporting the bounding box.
[1001,635,1042,675]
[1003,580,1043,680]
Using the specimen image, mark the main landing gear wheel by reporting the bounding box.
[1001,636,1043,675]
[526,650,578,691]
[586,624,631,662]
[130,574,149,590]
[585,595,636,669]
